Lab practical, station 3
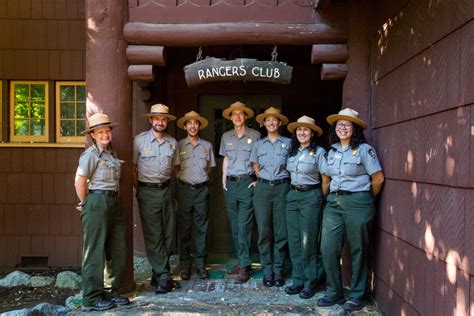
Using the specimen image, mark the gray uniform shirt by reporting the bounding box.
[133,129,178,183]
[326,143,382,192]
[286,146,327,186]
[76,145,121,191]
[219,127,261,176]
[250,135,291,180]
[175,137,216,184]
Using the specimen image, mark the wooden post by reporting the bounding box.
[124,22,348,46]
[311,44,348,64]
[126,45,166,66]
[85,0,135,292]
[128,65,155,82]
[321,63,348,80]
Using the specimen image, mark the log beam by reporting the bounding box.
[321,63,347,80]
[128,65,154,81]
[311,44,348,64]
[124,22,348,46]
[126,45,166,66]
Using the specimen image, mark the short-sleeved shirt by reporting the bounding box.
[286,146,327,186]
[175,137,216,184]
[76,145,121,191]
[326,142,382,192]
[133,129,178,183]
[219,127,261,176]
[250,135,291,181]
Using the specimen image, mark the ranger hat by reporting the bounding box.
[144,103,177,121]
[256,107,289,126]
[327,108,367,129]
[81,113,119,135]
[222,101,254,120]
[177,111,209,130]
[287,115,323,136]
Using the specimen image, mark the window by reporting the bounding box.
[56,82,86,143]
[10,81,49,142]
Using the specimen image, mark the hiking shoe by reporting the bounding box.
[110,295,130,306]
[234,267,251,284]
[263,274,275,287]
[196,267,209,279]
[317,295,345,307]
[81,299,114,311]
[155,279,180,294]
[284,284,304,295]
[180,267,191,280]
[298,288,316,299]
[342,298,367,311]
[227,264,241,275]
[274,274,285,287]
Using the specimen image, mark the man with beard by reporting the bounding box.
[133,103,181,294]
[174,111,216,280]
[219,101,261,284]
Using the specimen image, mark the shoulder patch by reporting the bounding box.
[368,148,377,159]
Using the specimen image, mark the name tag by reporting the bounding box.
[143,147,151,152]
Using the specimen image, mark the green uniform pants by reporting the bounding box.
[224,178,255,268]
[321,191,375,300]
[286,188,325,289]
[137,186,174,281]
[253,181,289,276]
[176,182,209,269]
[80,193,126,306]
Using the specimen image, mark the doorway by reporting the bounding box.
[199,95,282,252]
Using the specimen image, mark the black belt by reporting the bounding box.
[88,189,119,197]
[331,190,354,196]
[290,184,320,192]
[257,177,290,186]
[178,179,208,189]
[138,180,170,189]
[226,174,256,182]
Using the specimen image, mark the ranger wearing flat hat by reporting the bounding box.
[75,113,130,311]
[284,115,329,300]
[219,101,261,284]
[318,108,384,312]
[133,104,181,294]
[249,107,291,288]
[174,111,216,280]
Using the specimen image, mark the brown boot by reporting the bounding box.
[180,267,191,280]
[234,267,251,284]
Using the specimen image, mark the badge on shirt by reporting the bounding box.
[143,147,151,152]
[169,143,173,150]
[247,139,252,144]
[180,151,187,155]
[202,147,208,153]
[352,149,357,156]
[227,143,233,146]
[368,148,377,159]
[282,143,286,148]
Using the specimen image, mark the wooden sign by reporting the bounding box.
[184,58,293,87]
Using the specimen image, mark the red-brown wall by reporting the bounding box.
[0,0,86,270]
[371,1,474,314]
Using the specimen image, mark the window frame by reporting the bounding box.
[9,81,49,143]
[55,81,86,144]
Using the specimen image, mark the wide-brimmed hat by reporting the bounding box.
[256,107,289,126]
[327,108,367,129]
[287,115,323,136]
[81,113,119,135]
[144,103,177,120]
[222,101,254,120]
[177,111,209,130]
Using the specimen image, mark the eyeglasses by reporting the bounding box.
[94,129,113,136]
[336,123,353,129]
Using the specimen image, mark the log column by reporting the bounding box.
[85,0,135,292]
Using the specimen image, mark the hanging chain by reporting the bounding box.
[271,45,278,61]
[196,46,203,61]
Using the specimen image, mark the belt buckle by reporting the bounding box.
[295,186,302,192]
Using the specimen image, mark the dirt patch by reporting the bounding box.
[0,269,80,313]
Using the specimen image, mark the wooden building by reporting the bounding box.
[0,0,473,314]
